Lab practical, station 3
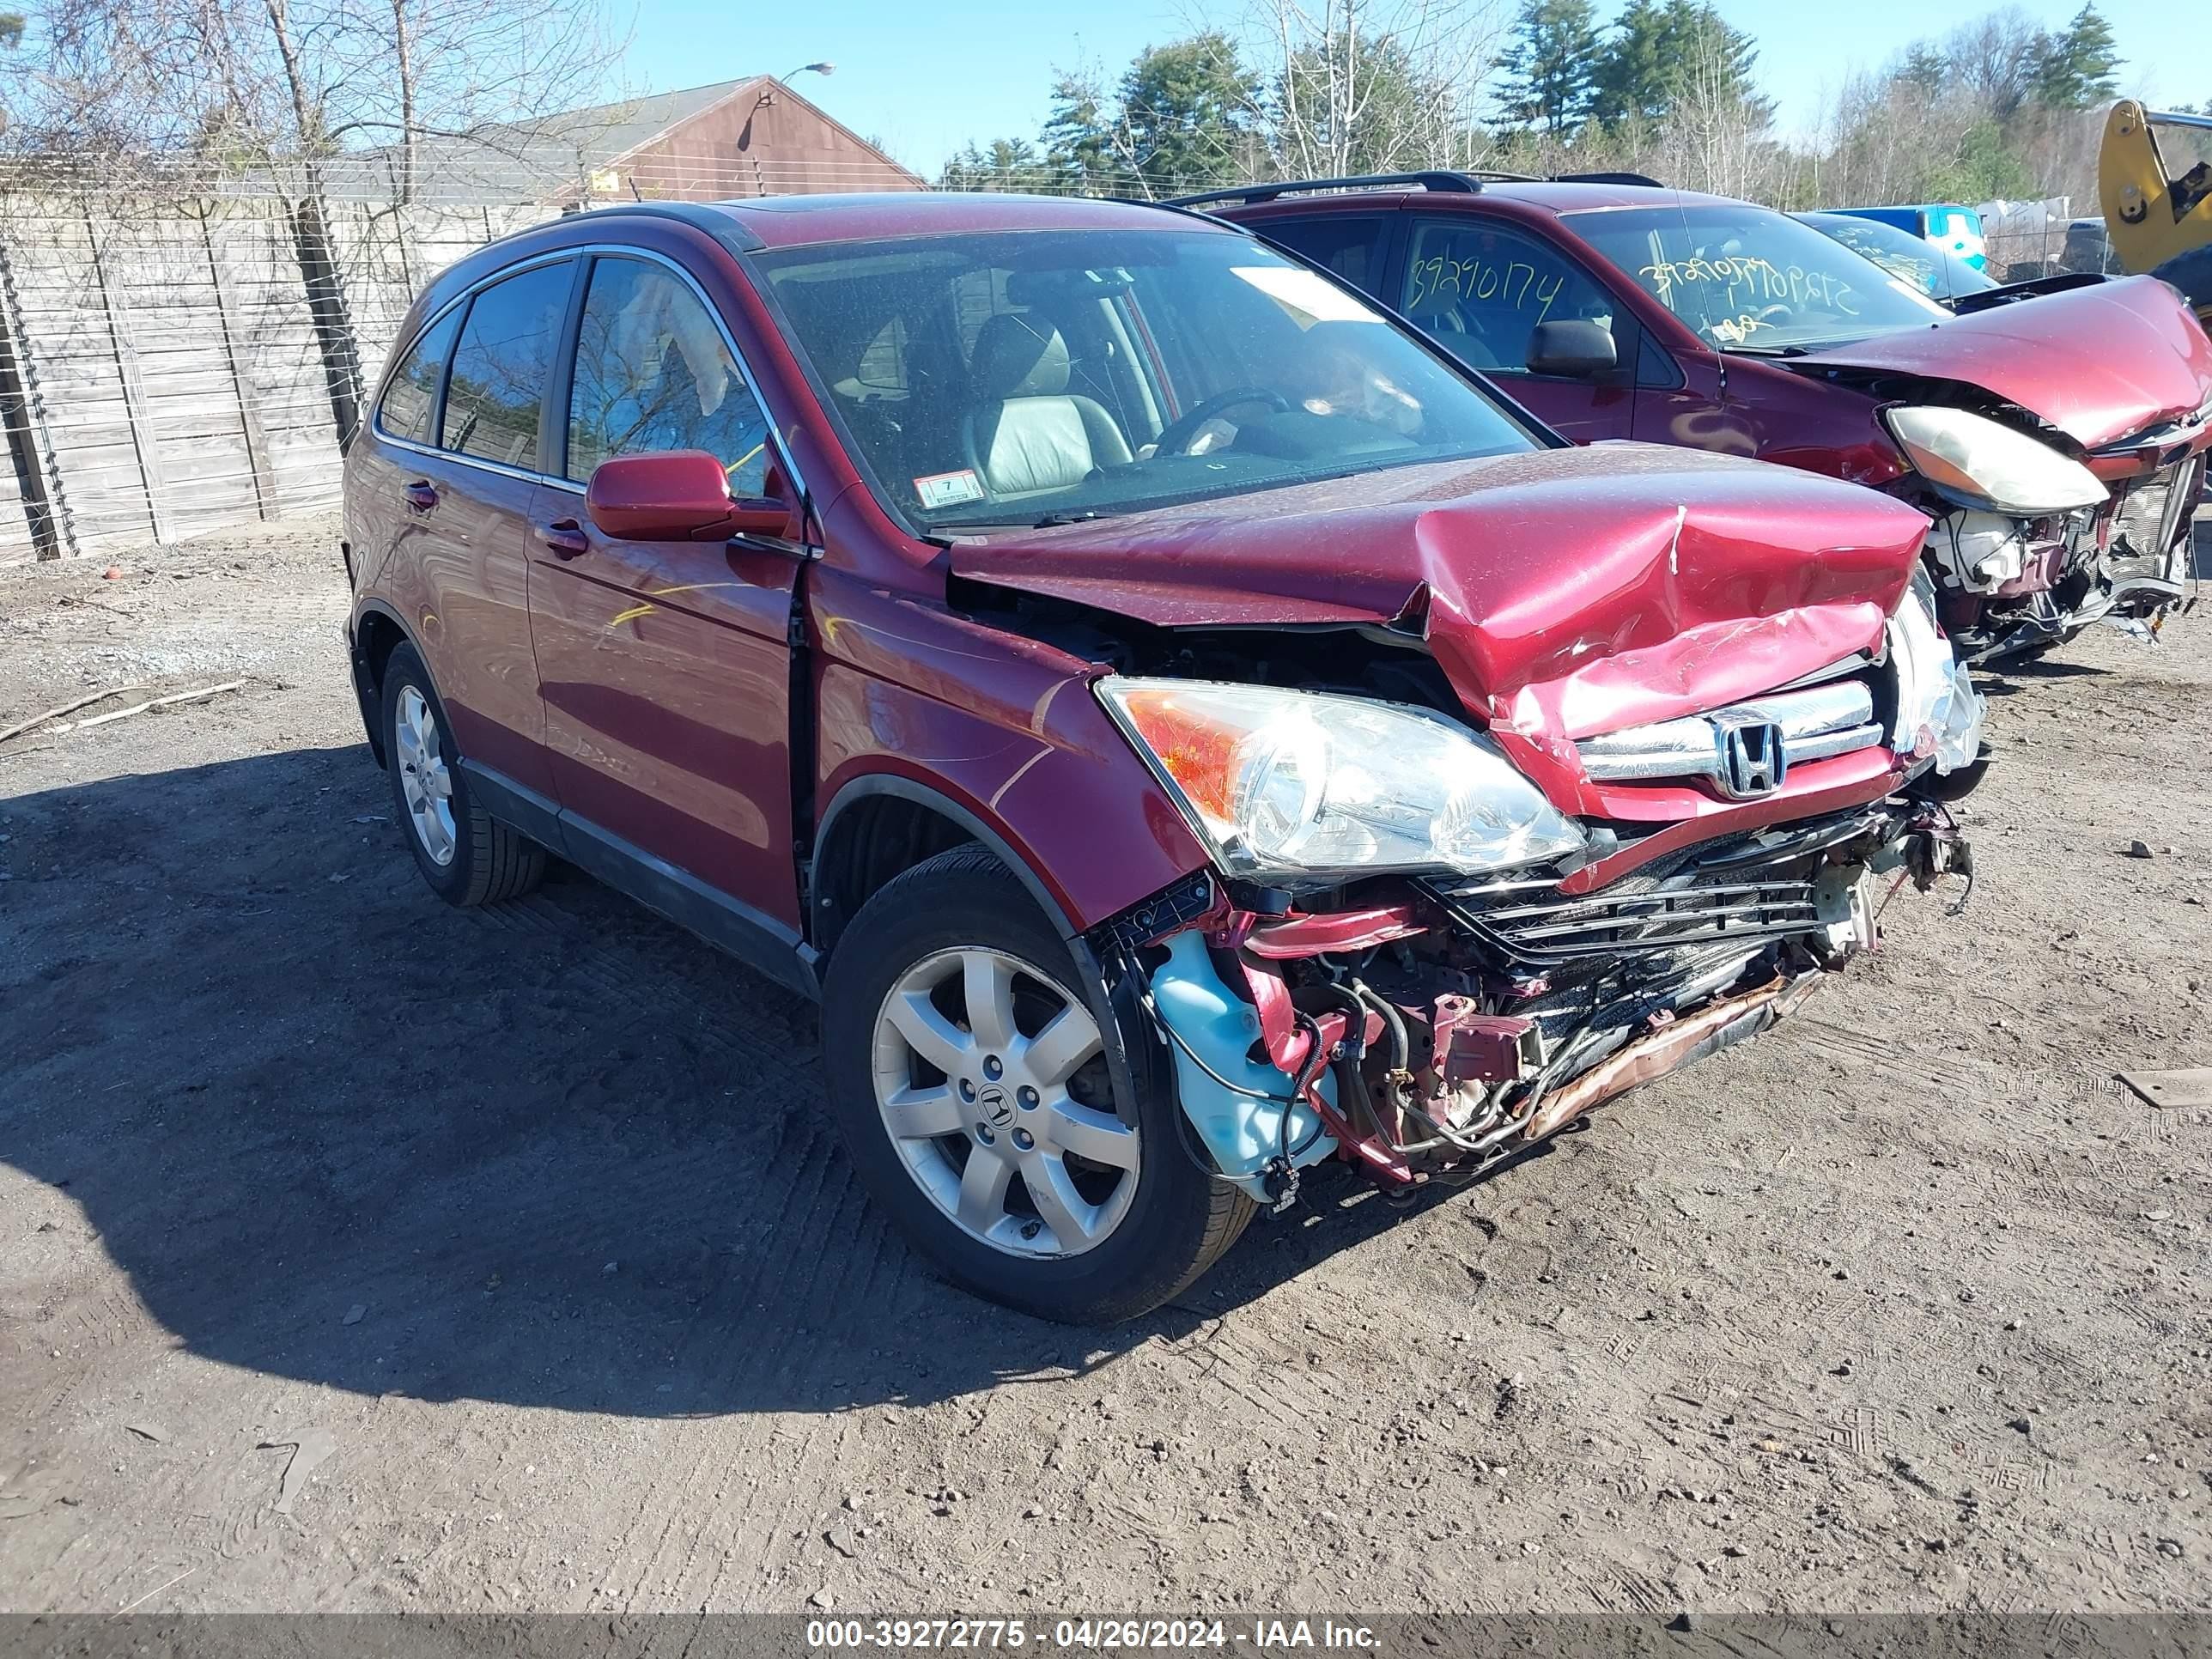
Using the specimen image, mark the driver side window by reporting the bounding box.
[1400,218,1620,377]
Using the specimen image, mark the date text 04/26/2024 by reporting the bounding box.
[803,1620,1382,1651]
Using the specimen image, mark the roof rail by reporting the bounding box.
[1166,172,1493,209]
[1551,170,1665,187]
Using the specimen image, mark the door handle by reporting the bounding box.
[537,518,590,559]
[403,481,438,513]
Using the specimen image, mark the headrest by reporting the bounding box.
[972,313,1071,399]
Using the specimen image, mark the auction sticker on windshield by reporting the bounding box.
[914,469,987,508]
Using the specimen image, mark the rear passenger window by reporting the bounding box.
[377,307,459,445]
[440,261,574,469]
[566,256,770,495]
[1255,216,1391,298]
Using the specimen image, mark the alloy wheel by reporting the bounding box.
[393,684,458,867]
[869,946,1139,1257]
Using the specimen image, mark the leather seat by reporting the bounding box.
[960,315,1131,499]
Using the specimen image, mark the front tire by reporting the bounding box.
[380,642,545,907]
[822,848,1253,1324]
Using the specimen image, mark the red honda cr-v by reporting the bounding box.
[343,191,1984,1323]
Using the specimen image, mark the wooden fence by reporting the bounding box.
[0,198,561,560]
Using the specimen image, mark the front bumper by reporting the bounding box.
[1115,790,1971,1200]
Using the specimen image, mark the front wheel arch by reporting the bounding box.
[808,775,1083,960]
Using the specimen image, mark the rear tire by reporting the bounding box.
[380,642,544,907]
[822,847,1253,1324]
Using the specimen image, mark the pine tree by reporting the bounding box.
[1115,33,1259,191]
[2032,3,2121,110]
[1495,0,1601,137]
[1589,0,1673,128]
[1586,0,1767,131]
[1897,42,1949,97]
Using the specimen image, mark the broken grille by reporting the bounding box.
[1429,874,1820,967]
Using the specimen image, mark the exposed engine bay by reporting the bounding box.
[1091,790,1968,1206]
[1838,378,2207,664]
[966,578,1982,1205]
[1920,452,2204,662]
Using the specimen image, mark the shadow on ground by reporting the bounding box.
[2,745,1465,1419]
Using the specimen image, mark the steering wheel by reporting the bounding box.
[1751,302,1796,328]
[1153,386,1292,457]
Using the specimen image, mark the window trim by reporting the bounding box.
[371,245,808,507]
[372,301,464,452]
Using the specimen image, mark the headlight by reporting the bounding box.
[1096,678,1586,881]
[1884,405,2106,515]
[1887,569,1984,774]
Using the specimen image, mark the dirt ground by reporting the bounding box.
[3,515,2211,1619]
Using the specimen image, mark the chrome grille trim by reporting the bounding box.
[1578,678,1880,786]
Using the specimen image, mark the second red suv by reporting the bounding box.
[343,191,1984,1322]
[1205,171,2212,665]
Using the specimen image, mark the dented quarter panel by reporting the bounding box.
[808,564,1209,931]
[1787,275,2212,449]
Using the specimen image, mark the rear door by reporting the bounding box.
[408,258,576,799]
[1393,213,1638,440]
[526,251,805,939]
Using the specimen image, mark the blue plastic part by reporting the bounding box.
[1150,930,1337,1200]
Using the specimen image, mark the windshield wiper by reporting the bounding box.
[1030,510,1106,528]
[1723,342,1814,358]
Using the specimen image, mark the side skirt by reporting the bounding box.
[460,759,820,1000]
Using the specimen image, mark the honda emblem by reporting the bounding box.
[1713,715,1788,799]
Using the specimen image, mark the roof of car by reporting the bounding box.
[1219,179,1737,216]
[685,191,1241,250]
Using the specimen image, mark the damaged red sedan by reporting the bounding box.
[1207,174,2212,664]
[342,192,1984,1323]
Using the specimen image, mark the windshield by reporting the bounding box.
[750,228,1536,531]
[1795,212,1996,303]
[1565,202,1950,352]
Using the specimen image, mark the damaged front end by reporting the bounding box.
[1856,383,2207,664]
[1079,600,1981,1206]
[1095,793,1969,1206]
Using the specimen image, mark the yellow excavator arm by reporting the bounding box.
[2100,100,2212,321]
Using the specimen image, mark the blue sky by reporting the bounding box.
[623,0,2203,178]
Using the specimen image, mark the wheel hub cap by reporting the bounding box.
[871,946,1139,1258]
[393,685,457,867]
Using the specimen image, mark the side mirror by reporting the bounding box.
[586,450,798,542]
[1525,319,1619,379]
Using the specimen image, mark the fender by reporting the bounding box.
[805,568,1213,951]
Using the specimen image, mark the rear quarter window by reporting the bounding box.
[377,308,460,445]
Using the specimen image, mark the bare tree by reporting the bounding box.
[1941,6,2046,123]
[3,0,620,438]
[1226,0,1510,181]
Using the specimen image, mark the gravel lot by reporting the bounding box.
[3,517,2211,1617]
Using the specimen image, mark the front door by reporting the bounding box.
[526,252,805,937]
[1395,214,1638,441]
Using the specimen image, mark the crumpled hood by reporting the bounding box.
[948,442,1931,750]
[1790,275,2212,449]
